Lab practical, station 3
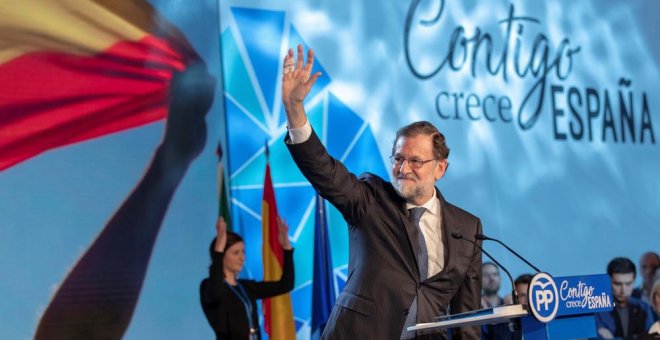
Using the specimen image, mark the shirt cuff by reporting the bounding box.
[287,120,312,144]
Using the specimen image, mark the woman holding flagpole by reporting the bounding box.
[200,216,294,340]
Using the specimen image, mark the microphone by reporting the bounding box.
[475,233,542,273]
[451,233,518,305]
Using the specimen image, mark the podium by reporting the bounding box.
[408,273,613,339]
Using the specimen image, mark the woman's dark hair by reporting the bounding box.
[209,231,244,257]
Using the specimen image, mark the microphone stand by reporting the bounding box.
[451,233,519,305]
[475,234,542,273]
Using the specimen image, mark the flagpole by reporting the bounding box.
[217,141,232,230]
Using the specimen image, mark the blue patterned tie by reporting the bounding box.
[409,207,428,280]
[401,207,427,339]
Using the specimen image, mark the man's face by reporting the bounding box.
[482,264,501,295]
[516,283,530,306]
[610,272,635,305]
[391,134,447,205]
[640,253,659,286]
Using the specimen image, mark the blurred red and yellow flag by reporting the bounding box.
[0,0,198,171]
[261,151,296,339]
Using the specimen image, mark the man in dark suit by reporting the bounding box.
[281,45,482,339]
[595,257,655,339]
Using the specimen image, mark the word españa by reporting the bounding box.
[560,280,612,309]
[404,1,656,144]
[551,81,654,143]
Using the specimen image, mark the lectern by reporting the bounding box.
[408,273,613,339]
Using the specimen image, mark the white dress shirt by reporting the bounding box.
[287,120,312,144]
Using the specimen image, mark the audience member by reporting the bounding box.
[633,252,660,304]
[503,274,533,307]
[482,262,504,309]
[650,280,660,335]
[483,274,532,340]
[595,257,655,339]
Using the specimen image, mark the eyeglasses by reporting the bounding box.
[390,155,437,169]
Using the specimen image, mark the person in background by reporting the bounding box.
[512,274,532,307]
[595,257,655,339]
[200,217,294,340]
[483,274,532,340]
[648,279,660,336]
[502,274,533,307]
[633,252,660,304]
[482,262,504,309]
[652,266,660,318]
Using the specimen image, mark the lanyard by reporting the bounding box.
[225,281,255,332]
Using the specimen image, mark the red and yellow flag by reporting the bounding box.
[0,0,198,171]
[262,156,296,339]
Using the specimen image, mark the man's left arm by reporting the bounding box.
[450,219,483,340]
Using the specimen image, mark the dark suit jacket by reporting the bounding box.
[200,249,294,340]
[287,130,482,339]
[595,297,655,339]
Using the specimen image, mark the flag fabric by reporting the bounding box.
[0,0,199,171]
[261,147,296,339]
[311,193,336,339]
[217,142,232,230]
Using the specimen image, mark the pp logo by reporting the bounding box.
[528,272,559,323]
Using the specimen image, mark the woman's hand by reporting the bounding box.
[277,216,292,250]
[214,217,227,252]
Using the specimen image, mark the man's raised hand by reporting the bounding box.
[281,44,321,128]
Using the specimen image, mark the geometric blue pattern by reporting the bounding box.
[232,8,285,116]
[225,97,269,174]
[326,93,364,160]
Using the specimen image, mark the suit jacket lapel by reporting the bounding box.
[429,189,458,280]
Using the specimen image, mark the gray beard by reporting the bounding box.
[393,179,428,203]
